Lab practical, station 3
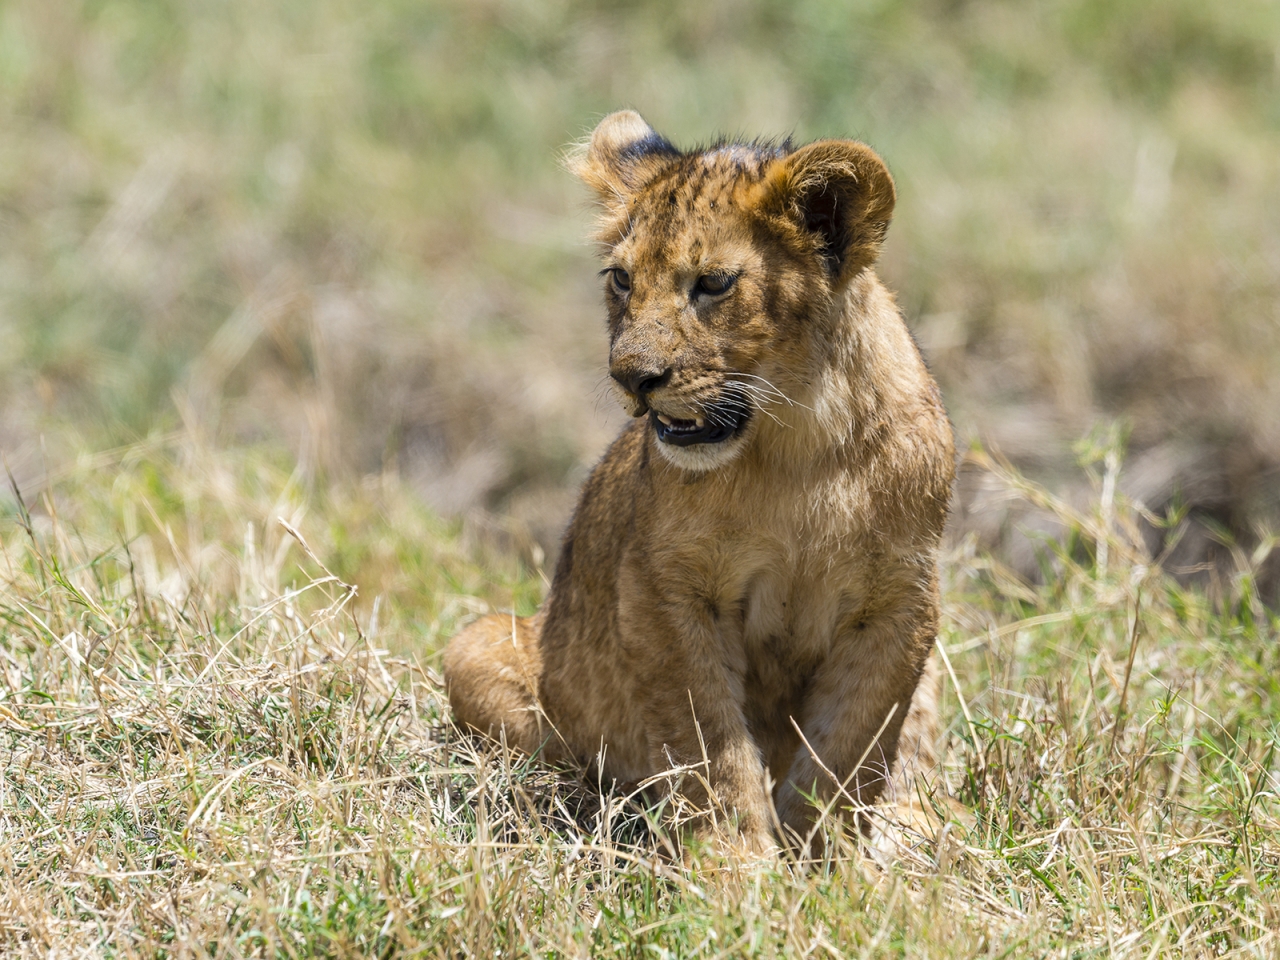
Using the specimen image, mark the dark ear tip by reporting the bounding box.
[618,132,679,163]
[588,110,661,160]
[570,110,680,203]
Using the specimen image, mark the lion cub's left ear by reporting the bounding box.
[757,140,896,284]
[568,110,680,221]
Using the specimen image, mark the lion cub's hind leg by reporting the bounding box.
[884,652,941,828]
[442,613,553,757]
[874,653,971,851]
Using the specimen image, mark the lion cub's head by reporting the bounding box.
[570,110,896,471]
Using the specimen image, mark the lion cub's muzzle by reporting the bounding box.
[649,389,752,447]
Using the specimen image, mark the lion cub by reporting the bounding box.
[444,111,955,853]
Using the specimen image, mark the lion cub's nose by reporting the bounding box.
[610,364,671,398]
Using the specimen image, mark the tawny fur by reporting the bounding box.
[443,111,956,854]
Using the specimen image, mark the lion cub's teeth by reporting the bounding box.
[656,414,673,426]
[694,416,706,428]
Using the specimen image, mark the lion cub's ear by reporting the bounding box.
[758,140,896,283]
[568,110,679,211]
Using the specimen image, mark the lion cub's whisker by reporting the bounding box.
[726,373,812,411]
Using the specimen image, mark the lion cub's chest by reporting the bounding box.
[653,463,880,663]
[737,551,869,665]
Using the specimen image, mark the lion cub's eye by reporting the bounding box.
[608,268,632,293]
[694,273,736,297]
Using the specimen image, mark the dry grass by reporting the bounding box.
[2,437,1277,957]
[3,0,1279,593]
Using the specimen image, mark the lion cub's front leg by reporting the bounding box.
[774,587,941,842]
[612,580,778,856]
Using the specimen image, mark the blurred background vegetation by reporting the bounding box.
[2,0,1279,601]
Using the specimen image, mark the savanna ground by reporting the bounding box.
[3,431,1278,957]
[2,0,1280,956]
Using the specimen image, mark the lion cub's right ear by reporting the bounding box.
[568,110,679,217]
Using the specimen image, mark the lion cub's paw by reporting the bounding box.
[679,825,781,872]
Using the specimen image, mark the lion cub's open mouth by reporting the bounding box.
[649,405,750,446]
